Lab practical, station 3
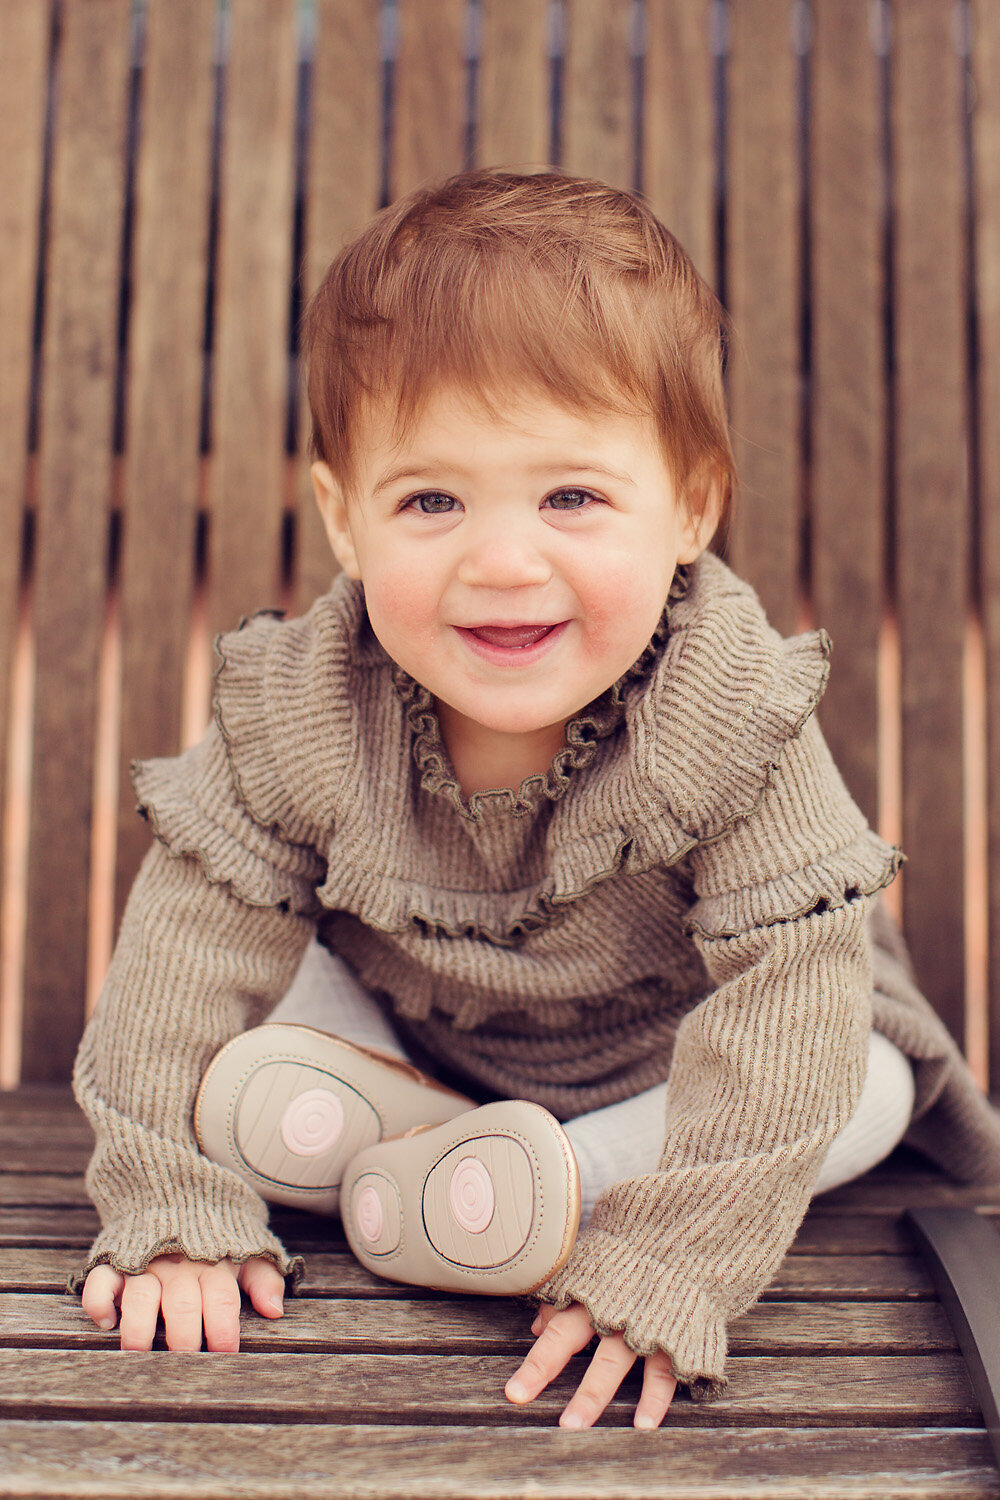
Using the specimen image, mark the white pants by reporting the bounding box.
[268,940,917,1224]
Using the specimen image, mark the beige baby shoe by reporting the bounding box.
[193,1022,474,1212]
[340,1100,581,1296]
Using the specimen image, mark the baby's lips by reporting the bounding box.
[465,624,556,648]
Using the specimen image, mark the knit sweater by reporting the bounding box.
[70,549,1000,1399]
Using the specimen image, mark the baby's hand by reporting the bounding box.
[505,1301,677,1429]
[80,1253,285,1352]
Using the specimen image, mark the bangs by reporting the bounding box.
[302,169,735,528]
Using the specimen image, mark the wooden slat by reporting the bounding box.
[725,0,801,632]
[477,0,551,170]
[809,0,885,827]
[792,1213,925,1255]
[0,1249,81,1291]
[208,0,298,638]
[255,1247,939,1301]
[113,0,217,926]
[294,0,382,614]
[391,0,467,198]
[643,0,716,288]
[0,1208,99,1248]
[971,0,1000,1092]
[891,0,970,1044]
[809,1174,1000,1209]
[21,0,132,1082]
[1,1291,958,1356]
[561,0,635,189]
[0,0,51,958]
[3,1422,998,1500]
[44,1241,929,1302]
[45,1246,924,1301]
[0,1348,982,1426]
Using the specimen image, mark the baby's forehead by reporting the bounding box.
[358,382,654,452]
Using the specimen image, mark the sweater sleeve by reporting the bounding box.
[68,725,324,1295]
[535,714,901,1400]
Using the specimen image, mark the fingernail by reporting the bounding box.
[266,1295,283,1314]
[530,1317,541,1335]
[97,1315,116,1331]
[560,1412,584,1430]
[635,1414,655,1430]
[505,1379,526,1402]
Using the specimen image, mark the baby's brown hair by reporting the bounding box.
[301,167,736,546]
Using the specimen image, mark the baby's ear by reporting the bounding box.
[676,462,722,564]
[311,462,362,580]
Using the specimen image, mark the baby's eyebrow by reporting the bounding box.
[372,461,636,496]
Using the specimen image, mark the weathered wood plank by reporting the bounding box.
[0,1087,89,1122]
[391,0,466,198]
[2,1422,998,1500]
[891,0,970,1043]
[0,1209,99,1249]
[808,0,885,827]
[761,1254,932,1300]
[0,1175,95,1207]
[21,0,132,1082]
[208,0,298,638]
[971,0,1000,1095]
[0,1230,929,1302]
[0,1143,92,1176]
[0,0,51,948]
[562,0,635,190]
[114,0,217,923]
[294,0,382,614]
[792,1214,922,1255]
[0,1349,982,1426]
[477,0,551,170]
[285,1245,924,1303]
[21,1246,929,1302]
[1,1291,956,1356]
[644,0,716,287]
[725,0,800,631]
[807,1174,1000,1210]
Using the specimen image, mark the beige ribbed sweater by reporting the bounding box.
[70,550,1000,1399]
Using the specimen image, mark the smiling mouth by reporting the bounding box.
[461,623,561,649]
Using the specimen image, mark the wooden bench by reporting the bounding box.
[3,1,1000,1494]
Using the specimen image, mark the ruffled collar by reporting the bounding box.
[389,564,695,822]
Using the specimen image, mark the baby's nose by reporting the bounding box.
[456,526,553,589]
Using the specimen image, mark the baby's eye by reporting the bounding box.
[545,488,598,511]
[405,492,459,515]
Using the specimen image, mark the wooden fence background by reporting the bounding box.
[1,0,998,1101]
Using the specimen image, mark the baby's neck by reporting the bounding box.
[434,703,569,800]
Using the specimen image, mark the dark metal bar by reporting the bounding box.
[905,1207,1000,1470]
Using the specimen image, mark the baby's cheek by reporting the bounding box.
[584,566,666,646]
[361,570,438,652]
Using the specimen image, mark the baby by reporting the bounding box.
[71,168,1000,1429]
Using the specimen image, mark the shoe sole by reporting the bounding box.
[193,1022,474,1212]
[340,1100,581,1296]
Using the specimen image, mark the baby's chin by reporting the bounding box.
[432,691,596,741]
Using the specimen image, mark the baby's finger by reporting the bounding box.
[81,1264,124,1331]
[118,1271,164,1351]
[505,1303,595,1404]
[199,1262,242,1352]
[559,1332,636,1430]
[238,1257,286,1320]
[634,1352,678,1429]
[529,1303,558,1338]
[158,1266,206,1353]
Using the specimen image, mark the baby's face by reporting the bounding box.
[312,385,717,754]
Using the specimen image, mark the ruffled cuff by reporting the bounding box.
[533,1227,729,1401]
[66,1205,305,1297]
